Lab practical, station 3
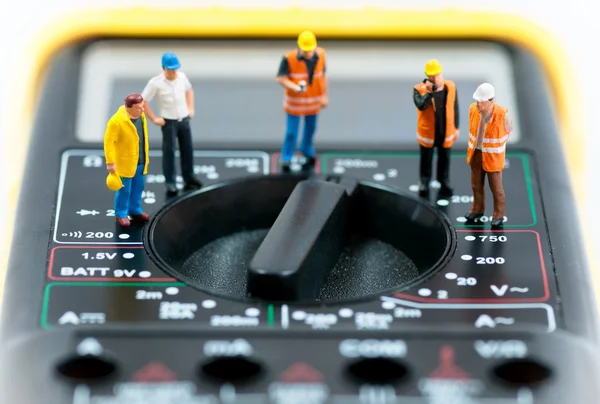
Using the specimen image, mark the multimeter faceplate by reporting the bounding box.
[1,38,599,403]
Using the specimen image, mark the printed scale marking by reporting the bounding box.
[53,149,270,245]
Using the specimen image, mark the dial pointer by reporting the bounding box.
[247,178,356,301]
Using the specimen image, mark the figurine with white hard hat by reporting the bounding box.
[413,59,460,198]
[464,83,514,228]
[473,83,495,102]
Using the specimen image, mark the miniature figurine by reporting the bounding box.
[141,51,202,195]
[276,31,328,173]
[413,59,459,198]
[464,83,513,228]
[103,93,150,228]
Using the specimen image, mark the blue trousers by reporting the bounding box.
[281,113,318,163]
[114,164,145,219]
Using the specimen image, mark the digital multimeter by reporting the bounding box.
[1,8,599,403]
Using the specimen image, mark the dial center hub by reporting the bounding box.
[144,174,457,304]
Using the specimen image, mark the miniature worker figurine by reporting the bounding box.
[465,83,513,228]
[141,52,202,195]
[276,31,328,173]
[413,59,459,198]
[104,94,150,228]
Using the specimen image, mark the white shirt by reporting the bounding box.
[141,71,193,120]
[475,110,513,150]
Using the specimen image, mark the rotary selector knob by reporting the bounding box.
[144,173,457,303]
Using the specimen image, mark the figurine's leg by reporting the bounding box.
[465,150,485,221]
[161,121,177,193]
[114,175,133,226]
[281,113,301,172]
[488,171,506,227]
[177,118,202,190]
[300,114,317,170]
[437,146,453,196]
[418,145,434,191]
[128,164,148,222]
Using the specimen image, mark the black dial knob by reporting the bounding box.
[144,173,457,304]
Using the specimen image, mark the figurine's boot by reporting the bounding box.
[130,212,150,223]
[489,172,506,227]
[302,156,316,172]
[465,212,484,222]
[116,217,131,227]
[165,183,178,195]
[418,178,430,197]
[281,162,292,173]
[439,183,453,198]
[183,179,203,191]
[438,175,453,198]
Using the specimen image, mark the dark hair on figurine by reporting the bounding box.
[124,93,143,108]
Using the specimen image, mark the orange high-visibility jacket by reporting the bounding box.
[282,47,327,116]
[414,80,458,148]
[467,103,509,172]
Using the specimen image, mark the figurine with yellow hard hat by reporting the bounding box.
[104,93,151,228]
[276,30,328,173]
[413,59,460,198]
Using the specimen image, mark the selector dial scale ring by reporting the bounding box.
[143,173,458,305]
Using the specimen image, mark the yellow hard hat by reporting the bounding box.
[106,172,123,191]
[424,59,442,76]
[297,31,317,52]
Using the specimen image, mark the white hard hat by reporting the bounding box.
[473,83,495,101]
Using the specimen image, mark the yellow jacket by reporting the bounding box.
[103,105,150,178]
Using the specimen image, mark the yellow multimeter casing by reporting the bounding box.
[2,10,600,404]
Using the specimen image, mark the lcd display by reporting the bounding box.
[77,40,521,146]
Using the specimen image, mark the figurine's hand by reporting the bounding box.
[454,129,460,138]
[107,163,116,173]
[153,117,166,126]
[425,81,433,92]
[321,96,328,108]
[189,109,195,119]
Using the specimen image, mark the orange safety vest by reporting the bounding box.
[282,48,327,116]
[414,80,458,148]
[466,103,509,172]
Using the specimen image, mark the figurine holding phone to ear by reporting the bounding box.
[413,59,460,198]
[423,77,438,92]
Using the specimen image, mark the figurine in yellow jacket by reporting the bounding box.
[103,93,150,227]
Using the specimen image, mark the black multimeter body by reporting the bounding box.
[1,10,599,403]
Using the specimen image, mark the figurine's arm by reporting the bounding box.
[454,90,459,129]
[141,80,161,124]
[413,88,432,111]
[276,56,302,92]
[104,119,119,172]
[183,74,195,118]
[505,113,514,133]
[321,55,328,106]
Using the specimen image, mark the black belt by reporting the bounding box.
[163,116,189,122]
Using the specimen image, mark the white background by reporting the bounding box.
[0,1,597,295]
